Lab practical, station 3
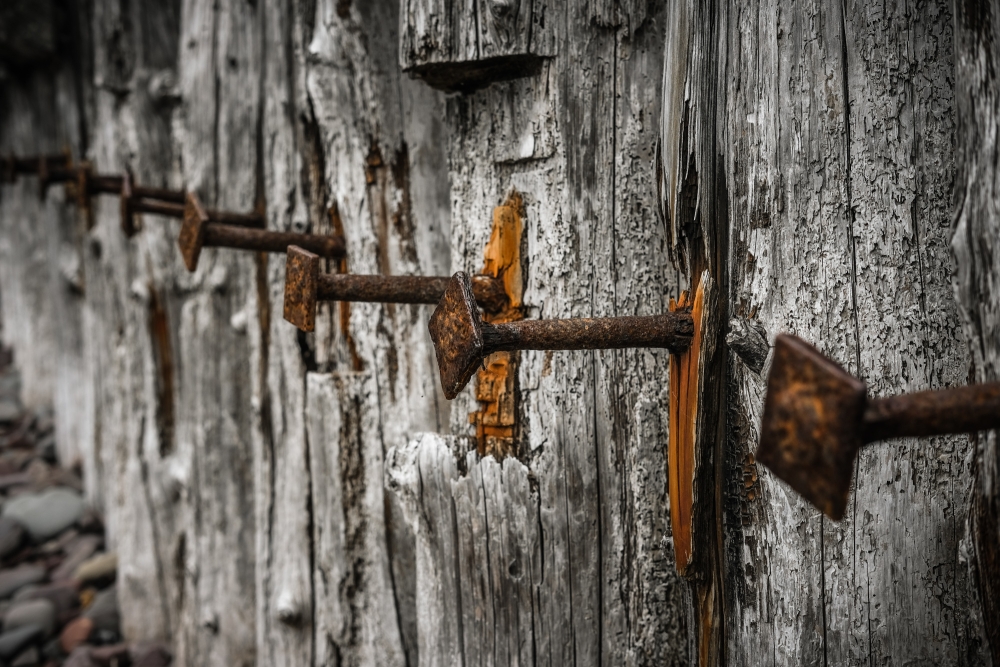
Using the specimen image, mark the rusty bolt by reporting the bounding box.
[1,152,71,186]
[120,173,265,237]
[283,245,508,332]
[178,193,344,272]
[428,272,694,399]
[757,334,1000,520]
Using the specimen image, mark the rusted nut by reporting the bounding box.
[428,272,694,399]
[283,245,508,332]
[757,334,1000,520]
[178,193,343,272]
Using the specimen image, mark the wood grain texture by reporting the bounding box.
[420,2,691,664]
[954,0,1000,662]
[707,0,988,664]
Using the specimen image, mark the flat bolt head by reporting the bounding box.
[120,172,137,237]
[756,334,867,521]
[179,192,209,272]
[428,272,485,400]
[283,245,320,332]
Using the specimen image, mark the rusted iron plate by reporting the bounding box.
[178,192,210,271]
[428,272,485,400]
[757,334,866,521]
[283,245,320,332]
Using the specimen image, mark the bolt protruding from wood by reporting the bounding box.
[1,152,71,188]
[283,245,509,332]
[428,272,695,400]
[178,193,344,272]
[120,171,186,236]
[757,334,1000,521]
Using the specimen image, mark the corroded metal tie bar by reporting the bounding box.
[282,246,508,331]
[119,173,264,236]
[1,153,73,197]
[757,334,1000,520]
[428,272,694,399]
[178,194,345,272]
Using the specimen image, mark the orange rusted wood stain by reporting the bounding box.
[669,279,705,575]
[470,192,524,458]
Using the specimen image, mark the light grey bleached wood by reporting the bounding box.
[171,0,261,663]
[953,1,1000,662]
[704,0,989,664]
[301,1,453,665]
[425,2,690,664]
[80,0,187,647]
[385,434,465,666]
[307,372,407,666]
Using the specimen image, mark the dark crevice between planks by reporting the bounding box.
[135,413,174,637]
[147,283,176,457]
[837,3,860,665]
[404,54,548,94]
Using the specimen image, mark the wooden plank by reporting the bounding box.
[385,433,465,666]
[953,1,1000,662]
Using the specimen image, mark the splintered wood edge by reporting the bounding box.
[471,191,524,455]
[668,269,716,576]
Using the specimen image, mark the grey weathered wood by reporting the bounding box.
[659,0,990,664]
[953,1,1000,662]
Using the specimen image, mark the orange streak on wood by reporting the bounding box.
[669,280,705,575]
[470,192,524,459]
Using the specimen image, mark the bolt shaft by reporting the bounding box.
[317,273,507,313]
[134,199,186,217]
[133,185,185,203]
[481,313,694,354]
[204,224,345,259]
[89,174,124,194]
[863,383,1000,443]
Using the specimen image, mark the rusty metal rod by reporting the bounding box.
[133,184,185,203]
[203,223,345,258]
[863,383,1000,443]
[132,199,186,217]
[428,272,694,399]
[87,174,124,194]
[480,314,694,353]
[317,273,508,312]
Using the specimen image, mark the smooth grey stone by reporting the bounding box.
[74,552,116,585]
[14,581,78,615]
[51,535,100,581]
[0,566,46,599]
[10,645,39,666]
[0,400,21,423]
[84,587,118,634]
[63,646,96,667]
[0,624,42,659]
[3,598,55,637]
[131,642,172,667]
[3,487,85,542]
[0,516,25,558]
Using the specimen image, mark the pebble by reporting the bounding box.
[0,515,25,558]
[2,598,56,637]
[10,645,38,666]
[0,623,42,659]
[59,616,93,654]
[90,642,129,664]
[16,581,79,616]
[84,587,119,634]
[0,400,21,423]
[0,566,46,599]
[3,487,85,542]
[74,552,117,585]
[63,646,97,667]
[131,642,172,667]
[52,535,101,581]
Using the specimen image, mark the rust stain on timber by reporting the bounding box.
[668,280,705,576]
[148,285,176,456]
[470,192,525,459]
[329,204,362,372]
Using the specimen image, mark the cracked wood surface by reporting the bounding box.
[954,1,1000,662]
[662,0,989,664]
